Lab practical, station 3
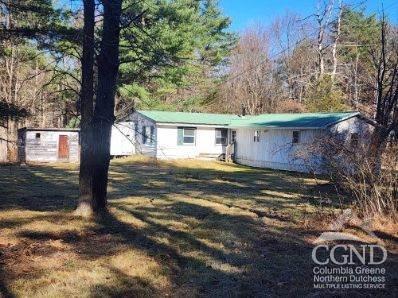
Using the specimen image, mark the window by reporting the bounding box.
[231,130,237,143]
[178,127,196,145]
[35,133,41,140]
[350,133,359,147]
[142,126,154,145]
[183,128,195,144]
[254,130,260,142]
[215,128,228,145]
[292,131,300,144]
[133,121,139,139]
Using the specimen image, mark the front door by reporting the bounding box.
[58,135,69,160]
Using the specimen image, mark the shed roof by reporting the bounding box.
[138,110,359,129]
[18,127,80,132]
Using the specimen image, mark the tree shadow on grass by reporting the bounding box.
[1,160,397,296]
[0,267,15,298]
[17,204,318,296]
[89,266,160,297]
[0,164,78,211]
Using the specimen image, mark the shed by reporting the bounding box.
[18,128,80,163]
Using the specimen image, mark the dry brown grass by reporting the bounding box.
[0,157,397,297]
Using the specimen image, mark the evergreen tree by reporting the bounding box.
[305,75,346,112]
[117,0,235,111]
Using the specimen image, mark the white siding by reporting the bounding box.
[234,128,325,173]
[197,127,227,155]
[156,125,197,159]
[110,122,135,156]
[329,116,372,139]
[0,125,6,162]
[127,113,157,157]
[0,140,6,162]
[234,116,372,173]
[120,112,228,159]
[23,130,79,163]
[156,125,226,159]
[157,125,225,159]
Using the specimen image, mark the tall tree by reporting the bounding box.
[218,26,277,115]
[0,0,75,161]
[75,0,95,216]
[90,0,122,211]
[361,17,398,170]
[117,0,234,112]
[338,7,380,108]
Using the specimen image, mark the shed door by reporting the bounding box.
[58,135,69,160]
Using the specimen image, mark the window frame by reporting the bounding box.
[142,125,147,144]
[215,128,228,145]
[254,130,260,142]
[142,125,155,145]
[182,127,196,145]
[231,130,237,144]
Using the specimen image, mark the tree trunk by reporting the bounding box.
[331,0,342,82]
[368,127,388,174]
[75,0,96,217]
[6,117,17,162]
[91,0,122,212]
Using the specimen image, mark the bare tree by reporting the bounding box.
[220,25,278,114]
[331,0,343,81]
[360,17,398,170]
[315,0,335,78]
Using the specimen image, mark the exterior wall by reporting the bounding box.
[329,116,372,139]
[0,140,6,162]
[0,125,6,162]
[234,128,325,173]
[20,130,79,163]
[110,122,135,156]
[234,116,372,173]
[123,112,228,159]
[156,125,227,159]
[127,112,157,157]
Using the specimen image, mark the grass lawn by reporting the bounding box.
[0,157,397,297]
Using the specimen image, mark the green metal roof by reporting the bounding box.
[138,110,242,126]
[229,112,359,129]
[138,110,359,129]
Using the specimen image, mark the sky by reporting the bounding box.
[219,0,398,32]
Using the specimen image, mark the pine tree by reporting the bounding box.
[117,0,235,111]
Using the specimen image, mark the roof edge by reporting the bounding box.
[18,127,80,132]
[324,112,360,128]
[135,111,158,124]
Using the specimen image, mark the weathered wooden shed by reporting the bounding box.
[18,128,80,163]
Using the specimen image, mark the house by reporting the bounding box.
[114,110,370,173]
[16,110,368,171]
[18,128,80,163]
[229,112,370,173]
[114,110,241,159]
